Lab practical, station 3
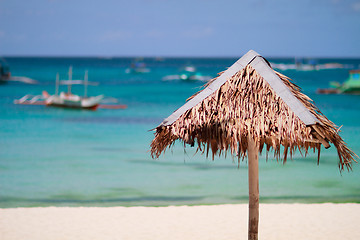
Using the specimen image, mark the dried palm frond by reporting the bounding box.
[150,65,357,171]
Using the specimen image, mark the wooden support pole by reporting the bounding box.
[248,136,259,240]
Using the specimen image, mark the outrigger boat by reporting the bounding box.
[43,67,103,110]
[1,58,38,84]
[125,58,150,74]
[15,67,127,110]
[317,70,360,94]
[162,65,212,82]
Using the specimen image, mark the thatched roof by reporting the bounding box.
[150,50,357,171]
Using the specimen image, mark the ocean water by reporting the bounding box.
[1,56,360,208]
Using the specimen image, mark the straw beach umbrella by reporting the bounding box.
[150,50,357,240]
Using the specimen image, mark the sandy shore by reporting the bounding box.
[1,203,359,240]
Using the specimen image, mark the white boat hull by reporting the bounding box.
[46,94,104,110]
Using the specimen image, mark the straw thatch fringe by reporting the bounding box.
[150,65,357,171]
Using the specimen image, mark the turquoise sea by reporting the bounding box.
[1,56,360,208]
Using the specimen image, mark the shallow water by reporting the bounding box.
[1,56,360,207]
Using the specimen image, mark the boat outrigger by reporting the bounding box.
[317,70,360,94]
[14,66,127,110]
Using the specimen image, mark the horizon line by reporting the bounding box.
[2,54,360,59]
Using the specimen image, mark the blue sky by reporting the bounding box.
[1,0,360,57]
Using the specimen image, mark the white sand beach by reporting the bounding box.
[1,203,359,240]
